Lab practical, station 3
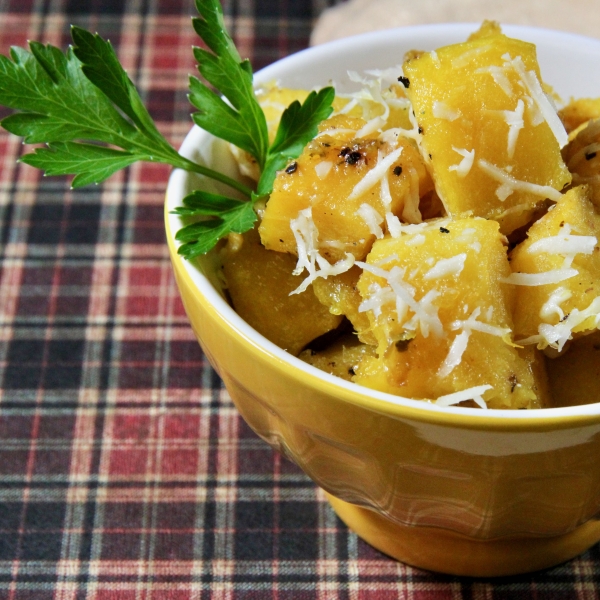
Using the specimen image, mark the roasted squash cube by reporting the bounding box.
[509,185,600,350]
[259,115,432,264]
[312,266,376,345]
[299,334,376,381]
[353,218,549,408]
[403,31,571,234]
[562,119,600,208]
[559,98,600,134]
[222,228,343,355]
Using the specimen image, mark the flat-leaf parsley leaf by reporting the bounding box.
[0,0,335,256]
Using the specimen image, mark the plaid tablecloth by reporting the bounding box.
[2,1,600,598]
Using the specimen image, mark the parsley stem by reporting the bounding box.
[177,156,254,198]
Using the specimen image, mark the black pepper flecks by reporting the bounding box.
[418,126,424,134]
[395,339,412,352]
[439,227,450,234]
[340,147,362,165]
[393,166,403,176]
[397,75,410,88]
[285,161,298,174]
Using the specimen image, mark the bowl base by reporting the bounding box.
[325,492,600,577]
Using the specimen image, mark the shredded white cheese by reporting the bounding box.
[348,146,404,200]
[401,165,422,224]
[451,47,486,69]
[501,269,578,286]
[356,203,384,239]
[314,161,333,179]
[290,208,355,294]
[337,97,359,115]
[434,385,492,409]
[423,253,467,280]
[527,227,597,259]
[504,99,525,158]
[478,159,563,202]
[520,296,600,351]
[386,213,403,238]
[404,233,425,246]
[438,330,471,378]
[379,151,393,211]
[543,296,600,349]
[356,116,387,138]
[504,54,568,148]
[451,306,512,340]
[539,286,572,321]
[357,261,444,338]
[433,101,461,121]
[475,65,514,97]
[448,147,475,178]
[316,127,356,138]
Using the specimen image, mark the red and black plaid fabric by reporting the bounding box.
[1,1,600,598]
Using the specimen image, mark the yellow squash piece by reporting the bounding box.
[509,185,600,350]
[559,98,600,134]
[403,30,571,234]
[545,331,600,407]
[312,266,376,345]
[353,218,549,409]
[259,114,432,264]
[221,228,343,355]
[298,334,376,381]
[562,119,600,207]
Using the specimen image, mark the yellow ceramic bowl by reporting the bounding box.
[166,24,600,577]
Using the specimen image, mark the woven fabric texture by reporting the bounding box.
[1,1,600,598]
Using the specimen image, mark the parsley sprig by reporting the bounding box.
[0,0,335,257]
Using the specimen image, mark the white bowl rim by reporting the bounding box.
[167,23,600,423]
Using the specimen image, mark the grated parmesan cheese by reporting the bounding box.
[539,286,572,321]
[505,99,525,158]
[438,330,471,378]
[356,116,387,138]
[314,161,333,179]
[386,213,403,238]
[475,65,514,97]
[448,147,475,178]
[451,306,512,340]
[290,208,355,294]
[527,225,597,259]
[404,233,425,246]
[348,146,404,200]
[423,253,467,280]
[434,385,492,409]
[433,101,461,121]
[451,46,486,69]
[356,203,384,239]
[337,97,359,115]
[478,159,563,202]
[500,269,578,286]
[401,165,422,224]
[504,54,568,148]
[519,296,600,351]
[357,261,444,338]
